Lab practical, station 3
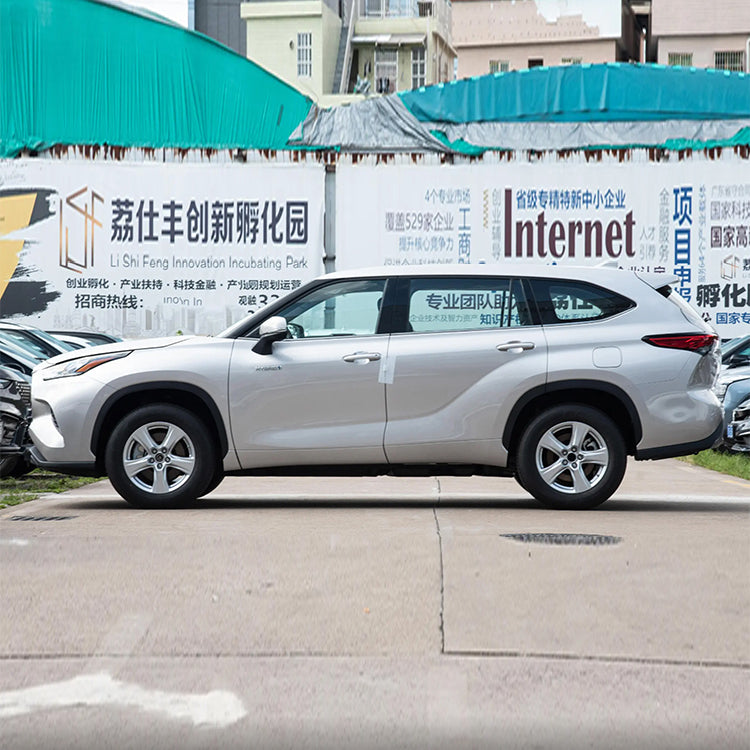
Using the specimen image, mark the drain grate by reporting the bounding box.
[500,533,622,546]
[10,515,77,522]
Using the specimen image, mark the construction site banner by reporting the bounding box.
[336,159,750,338]
[0,159,325,337]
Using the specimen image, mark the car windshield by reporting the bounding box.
[0,332,47,362]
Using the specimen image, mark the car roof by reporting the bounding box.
[322,264,677,289]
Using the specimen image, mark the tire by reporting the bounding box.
[0,455,20,478]
[516,404,627,510]
[200,463,225,497]
[105,404,217,509]
[7,455,33,477]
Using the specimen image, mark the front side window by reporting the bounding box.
[297,32,312,77]
[273,279,386,338]
[405,277,532,333]
[530,279,634,324]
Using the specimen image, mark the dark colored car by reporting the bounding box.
[0,365,32,477]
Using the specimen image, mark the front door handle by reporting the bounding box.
[496,341,535,353]
[342,352,382,363]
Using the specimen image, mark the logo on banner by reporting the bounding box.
[721,254,741,280]
[59,187,104,273]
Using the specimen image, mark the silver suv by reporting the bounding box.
[29,265,723,510]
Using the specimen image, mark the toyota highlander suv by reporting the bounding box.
[28,265,723,510]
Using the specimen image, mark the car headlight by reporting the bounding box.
[714,373,750,401]
[41,351,131,380]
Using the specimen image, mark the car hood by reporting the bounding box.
[34,336,197,371]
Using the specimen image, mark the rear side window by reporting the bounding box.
[405,277,533,333]
[530,279,634,324]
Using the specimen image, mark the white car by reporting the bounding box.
[29,265,723,510]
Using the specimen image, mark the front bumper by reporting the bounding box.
[28,445,101,476]
[1,414,29,457]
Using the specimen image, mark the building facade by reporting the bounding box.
[240,0,454,101]
[195,0,247,56]
[241,0,344,100]
[452,0,641,78]
[651,0,750,71]
[351,0,456,95]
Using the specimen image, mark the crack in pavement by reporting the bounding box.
[433,478,446,655]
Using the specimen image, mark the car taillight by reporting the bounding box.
[642,333,717,355]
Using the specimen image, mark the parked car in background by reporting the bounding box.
[0,339,43,376]
[46,330,122,348]
[720,333,750,368]
[0,365,32,477]
[725,396,750,453]
[29,265,723,511]
[714,363,750,449]
[44,333,86,350]
[0,320,77,360]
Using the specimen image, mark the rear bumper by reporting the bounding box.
[634,420,724,461]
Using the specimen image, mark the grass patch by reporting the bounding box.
[679,449,750,481]
[0,470,101,508]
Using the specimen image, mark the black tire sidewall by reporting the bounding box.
[105,404,216,508]
[0,455,20,478]
[517,404,626,510]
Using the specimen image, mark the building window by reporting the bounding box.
[714,51,744,72]
[561,57,582,65]
[297,32,312,77]
[528,58,544,69]
[489,60,510,74]
[668,52,693,67]
[412,47,426,88]
[375,48,397,93]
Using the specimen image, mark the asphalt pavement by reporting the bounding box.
[1,458,748,750]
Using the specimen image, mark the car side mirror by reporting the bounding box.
[252,316,289,355]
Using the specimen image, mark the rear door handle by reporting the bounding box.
[496,341,535,353]
[342,352,382,363]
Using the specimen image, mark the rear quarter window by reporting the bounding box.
[529,279,634,324]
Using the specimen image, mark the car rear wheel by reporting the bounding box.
[516,404,626,510]
[105,404,216,509]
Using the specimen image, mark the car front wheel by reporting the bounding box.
[105,404,216,509]
[516,405,627,510]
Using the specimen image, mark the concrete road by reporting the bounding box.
[1,458,749,750]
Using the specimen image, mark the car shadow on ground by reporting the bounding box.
[58,497,750,513]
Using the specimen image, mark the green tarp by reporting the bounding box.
[0,0,313,158]
[292,63,750,153]
[399,62,750,124]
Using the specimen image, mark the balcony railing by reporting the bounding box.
[360,0,451,24]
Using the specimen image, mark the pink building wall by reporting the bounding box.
[453,0,638,78]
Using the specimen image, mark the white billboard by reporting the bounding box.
[336,160,750,338]
[0,160,325,337]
